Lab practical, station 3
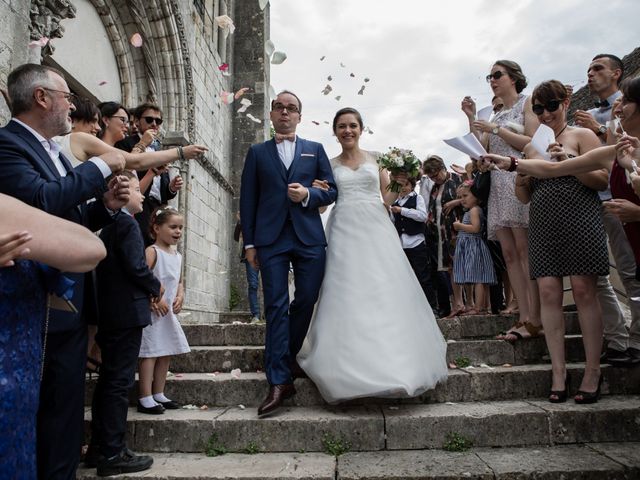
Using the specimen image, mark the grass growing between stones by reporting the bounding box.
[204,433,228,457]
[229,284,241,311]
[443,432,473,452]
[322,433,351,456]
[454,356,471,368]
[243,441,260,454]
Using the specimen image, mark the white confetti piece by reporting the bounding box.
[445,402,456,405]
[130,33,143,47]
[182,404,198,410]
[230,368,241,378]
[206,373,217,377]
[29,37,49,48]
[258,0,269,10]
[388,406,399,410]
[246,113,262,124]
[321,84,332,95]
[265,39,275,57]
[215,15,236,35]
[446,339,456,344]
[358,85,365,95]
[501,363,512,368]
[237,98,252,113]
[271,51,287,64]
[479,363,495,370]
[238,404,246,410]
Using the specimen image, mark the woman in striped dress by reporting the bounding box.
[453,182,497,314]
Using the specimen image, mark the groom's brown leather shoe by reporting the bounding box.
[258,384,296,416]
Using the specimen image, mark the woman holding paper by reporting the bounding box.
[462,60,542,341]
[515,80,609,404]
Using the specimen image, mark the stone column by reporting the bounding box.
[229,1,270,313]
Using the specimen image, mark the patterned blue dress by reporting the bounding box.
[0,260,46,479]
[453,208,497,285]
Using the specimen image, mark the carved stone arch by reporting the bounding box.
[84,0,195,139]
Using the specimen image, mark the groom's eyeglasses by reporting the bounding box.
[272,103,300,114]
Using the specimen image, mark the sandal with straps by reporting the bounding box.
[498,322,544,342]
[496,321,523,340]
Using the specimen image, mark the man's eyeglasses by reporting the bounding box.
[272,104,300,114]
[485,71,507,83]
[110,115,129,125]
[143,116,163,125]
[41,87,78,103]
[532,99,563,116]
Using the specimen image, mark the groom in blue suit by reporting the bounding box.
[240,91,337,416]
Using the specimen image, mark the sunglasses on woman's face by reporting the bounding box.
[532,99,563,116]
[485,71,507,82]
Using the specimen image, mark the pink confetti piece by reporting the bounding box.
[220,91,234,104]
[214,15,236,34]
[234,87,250,99]
[98,81,108,86]
[230,368,241,378]
[218,63,229,72]
[175,373,184,378]
[29,37,49,48]
[130,33,143,48]
[199,405,209,410]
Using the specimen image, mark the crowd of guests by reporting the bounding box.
[0,63,206,478]
[1,49,640,479]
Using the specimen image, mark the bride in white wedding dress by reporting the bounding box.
[297,108,448,404]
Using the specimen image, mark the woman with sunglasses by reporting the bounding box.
[483,77,640,373]
[464,60,542,342]
[98,101,130,147]
[517,80,608,404]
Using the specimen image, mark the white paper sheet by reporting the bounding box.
[530,124,555,161]
[476,105,493,122]
[443,132,487,160]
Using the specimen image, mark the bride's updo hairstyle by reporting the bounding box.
[332,107,364,133]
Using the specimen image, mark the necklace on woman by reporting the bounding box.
[555,123,568,138]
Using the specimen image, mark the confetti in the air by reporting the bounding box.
[311,121,320,125]
[234,87,250,99]
[215,15,236,35]
[320,55,326,61]
[340,62,346,68]
[364,77,370,83]
[271,51,287,64]
[246,113,262,123]
[130,33,143,48]
[265,39,275,57]
[327,75,332,81]
[29,37,49,48]
[237,98,252,113]
[321,84,332,95]
[335,95,341,101]
[258,0,269,10]
[220,91,234,104]
[98,81,108,86]
[323,121,330,125]
[358,85,365,95]
[350,73,355,78]
[364,126,374,134]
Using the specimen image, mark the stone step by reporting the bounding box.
[76,443,640,479]
[168,335,586,372]
[85,363,640,408]
[83,396,640,453]
[181,313,582,346]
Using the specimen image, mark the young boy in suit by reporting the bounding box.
[87,171,161,476]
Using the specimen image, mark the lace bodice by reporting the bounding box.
[331,151,382,204]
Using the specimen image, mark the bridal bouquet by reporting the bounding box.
[377,147,421,193]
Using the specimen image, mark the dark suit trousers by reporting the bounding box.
[258,223,325,385]
[37,326,87,480]
[90,326,143,458]
[403,242,437,309]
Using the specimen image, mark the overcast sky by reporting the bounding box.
[268,0,638,165]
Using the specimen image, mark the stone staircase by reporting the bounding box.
[78,312,640,479]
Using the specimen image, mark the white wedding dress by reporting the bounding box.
[297,151,448,404]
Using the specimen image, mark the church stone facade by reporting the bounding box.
[0,0,271,321]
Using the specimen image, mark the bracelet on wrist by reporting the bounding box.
[508,156,518,172]
[177,145,186,162]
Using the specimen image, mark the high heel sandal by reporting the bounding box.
[574,374,603,404]
[86,357,101,379]
[548,372,571,403]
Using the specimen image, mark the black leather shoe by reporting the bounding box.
[83,444,101,468]
[601,347,639,367]
[627,347,640,362]
[257,384,296,416]
[159,399,181,409]
[97,449,153,477]
[137,401,165,414]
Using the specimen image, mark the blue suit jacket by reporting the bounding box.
[239,137,337,248]
[96,214,161,331]
[0,120,112,332]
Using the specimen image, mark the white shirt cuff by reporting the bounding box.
[245,245,255,250]
[301,189,310,207]
[88,156,112,178]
